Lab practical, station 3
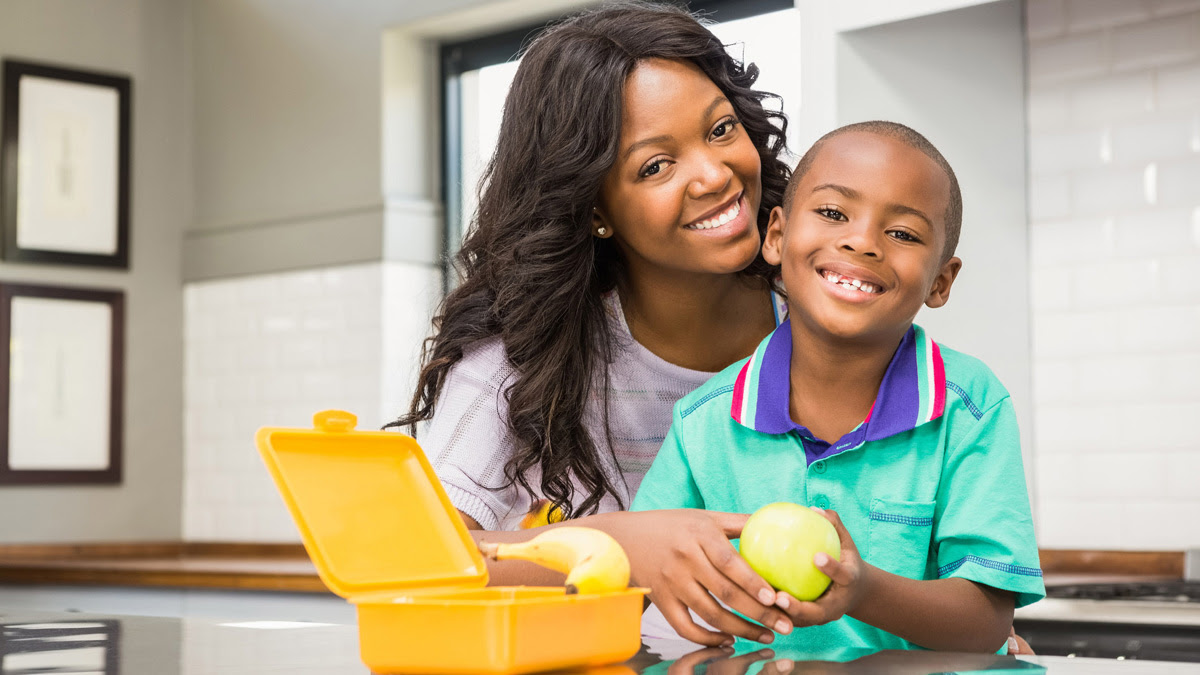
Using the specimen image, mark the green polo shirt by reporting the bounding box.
[630,320,1045,651]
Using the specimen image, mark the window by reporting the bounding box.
[440,0,800,285]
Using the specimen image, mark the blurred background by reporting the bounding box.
[0,0,1197,559]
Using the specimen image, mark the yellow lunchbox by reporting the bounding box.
[255,410,647,674]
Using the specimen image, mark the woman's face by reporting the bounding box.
[596,58,763,282]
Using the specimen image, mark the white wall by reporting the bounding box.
[1026,0,1200,549]
[183,261,439,541]
[0,0,190,542]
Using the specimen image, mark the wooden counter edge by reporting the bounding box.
[1039,550,1184,578]
[0,564,331,593]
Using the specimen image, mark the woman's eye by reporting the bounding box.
[711,118,740,139]
[639,159,668,178]
[816,207,846,221]
[888,230,920,242]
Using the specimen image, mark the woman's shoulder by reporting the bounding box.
[451,336,518,392]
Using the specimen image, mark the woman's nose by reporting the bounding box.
[686,152,733,199]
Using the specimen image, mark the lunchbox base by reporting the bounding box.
[354,586,647,674]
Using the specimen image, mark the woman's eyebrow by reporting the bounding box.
[702,95,730,119]
[622,134,671,161]
[620,96,730,161]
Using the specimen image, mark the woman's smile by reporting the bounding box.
[683,193,752,237]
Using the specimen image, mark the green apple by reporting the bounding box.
[740,502,841,601]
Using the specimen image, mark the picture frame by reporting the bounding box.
[0,619,120,673]
[0,283,124,485]
[1,59,131,268]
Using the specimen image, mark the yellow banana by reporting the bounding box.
[478,526,630,595]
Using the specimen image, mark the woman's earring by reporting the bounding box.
[593,207,609,238]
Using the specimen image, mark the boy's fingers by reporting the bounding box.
[814,553,854,586]
[682,580,776,644]
[656,596,733,647]
[781,598,828,626]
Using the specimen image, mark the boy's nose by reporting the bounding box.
[838,223,883,258]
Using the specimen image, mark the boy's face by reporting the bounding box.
[763,131,961,344]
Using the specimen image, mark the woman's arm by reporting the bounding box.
[459,510,568,586]
[460,508,796,647]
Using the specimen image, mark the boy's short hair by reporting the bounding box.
[784,121,962,261]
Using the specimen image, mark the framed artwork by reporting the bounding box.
[1,59,131,268]
[0,283,124,484]
[0,619,120,673]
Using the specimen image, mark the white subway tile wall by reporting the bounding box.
[183,261,441,541]
[1028,0,1200,549]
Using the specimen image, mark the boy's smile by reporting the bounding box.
[764,131,961,346]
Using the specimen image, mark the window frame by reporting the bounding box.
[438,0,793,289]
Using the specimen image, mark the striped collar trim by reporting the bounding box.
[731,321,946,443]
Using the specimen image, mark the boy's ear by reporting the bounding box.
[762,206,786,266]
[924,256,962,309]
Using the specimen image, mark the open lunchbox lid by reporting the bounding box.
[255,409,488,598]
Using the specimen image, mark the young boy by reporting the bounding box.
[631,121,1044,653]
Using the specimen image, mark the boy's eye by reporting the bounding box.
[711,117,740,140]
[816,207,846,221]
[888,229,920,243]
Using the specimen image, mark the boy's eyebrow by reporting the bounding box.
[810,183,933,228]
[621,95,730,161]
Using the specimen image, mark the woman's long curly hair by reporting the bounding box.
[391,2,789,520]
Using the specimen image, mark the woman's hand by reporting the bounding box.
[773,509,868,628]
[602,509,794,646]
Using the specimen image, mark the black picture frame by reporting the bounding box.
[0,283,124,485]
[1,59,131,268]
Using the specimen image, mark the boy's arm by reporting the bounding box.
[777,396,1042,652]
[853,566,1014,651]
[776,509,1013,652]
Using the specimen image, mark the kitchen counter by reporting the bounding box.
[2,609,1198,675]
[0,546,1184,595]
[0,543,326,593]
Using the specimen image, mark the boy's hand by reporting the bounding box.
[773,509,870,627]
[612,509,794,646]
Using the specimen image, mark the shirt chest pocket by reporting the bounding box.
[867,498,936,580]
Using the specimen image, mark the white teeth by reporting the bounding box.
[688,199,740,230]
[822,270,880,294]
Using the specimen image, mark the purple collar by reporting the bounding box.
[730,320,946,457]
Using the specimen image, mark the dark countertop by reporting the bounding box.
[1,609,1197,674]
